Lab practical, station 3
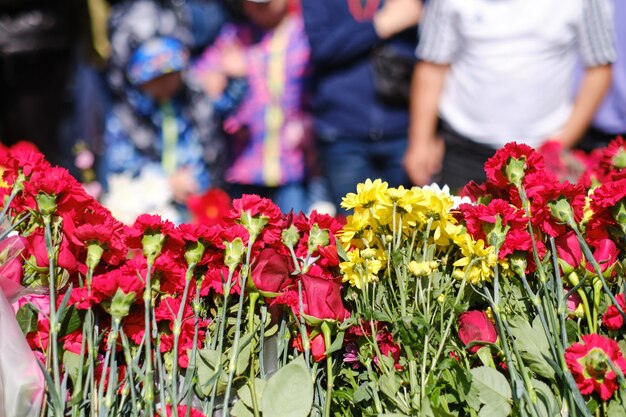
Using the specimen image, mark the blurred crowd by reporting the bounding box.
[0,0,624,223]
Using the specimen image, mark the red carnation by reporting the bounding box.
[164,405,205,417]
[484,142,545,187]
[602,294,626,331]
[458,310,498,354]
[187,187,231,227]
[565,334,626,401]
[0,141,49,181]
[292,332,327,363]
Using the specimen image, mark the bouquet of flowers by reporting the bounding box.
[3,137,626,417]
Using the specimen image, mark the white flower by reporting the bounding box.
[422,183,472,209]
[102,166,181,225]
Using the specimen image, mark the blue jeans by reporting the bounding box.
[318,136,409,214]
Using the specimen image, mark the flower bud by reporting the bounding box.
[224,237,245,271]
[308,224,330,255]
[109,288,136,320]
[141,232,164,264]
[86,242,104,272]
[505,157,526,186]
[408,260,432,277]
[281,224,300,248]
[240,212,268,242]
[548,198,574,225]
[612,147,626,169]
[184,240,206,266]
[35,192,57,216]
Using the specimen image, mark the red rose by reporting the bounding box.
[0,235,26,286]
[251,247,294,293]
[300,273,349,322]
[458,310,498,354]
[556,231,583,273]
[27,231,79,274]
[565,334,626,401]
[588,237,619,274]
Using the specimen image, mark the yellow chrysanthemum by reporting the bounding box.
[339,210,375,244]
[408,260,438,277]
[341,179,388,211]
[372,186,422,226]
[339,247,386,289]
[452,234,497,284]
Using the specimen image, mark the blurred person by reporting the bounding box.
[0,0,81,166]
[301,0,421,214]
[576,0,626,152]
[404,0,616,190]
[102,0,237,223]
[193,0,326,214]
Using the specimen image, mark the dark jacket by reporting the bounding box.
[301,0,417,142]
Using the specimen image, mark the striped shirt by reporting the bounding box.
[193,14,311,187]
[417,0,616,149]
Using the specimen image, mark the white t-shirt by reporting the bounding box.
[417,0,616,149]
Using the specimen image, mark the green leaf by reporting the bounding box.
[231,399,254,417]
[470,366,512,417]
[16,303,38,335]
[475,346,496,368]
[237,379,266,409]
[260,356,313,417]
[378,414,409,417]
[195,349,226,397]
[507,316,555,379]
[379,372,401,402]
[353,383,372,403]
[607,399,626,417]
[531,379,559,417]
[63,350,84,389]
[236,340,252,376]
[58,305,82,337]
[326,330,345,355]
[335,236,348,261]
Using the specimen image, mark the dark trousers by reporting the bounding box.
[438,120,497,192]
[0,51,72,166]
[318,135,409,215]
[576,127,626,153]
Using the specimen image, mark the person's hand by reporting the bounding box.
[220,42,247,78]
[403,135,444,186]
[203,71,229,98]
[169,168,200,204]
[374,0,422,39]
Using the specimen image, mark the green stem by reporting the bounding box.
[43,218,62,409]
[321,322,334,417]
[592,277,602,334]
[171,264,195,411]
[208,268,237,415]
[248,292,261,417]
[143,262,155,416]
[184,286,202,416]
[223,240,254,416]
[120,329,139,417]
[568,271,594,333]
